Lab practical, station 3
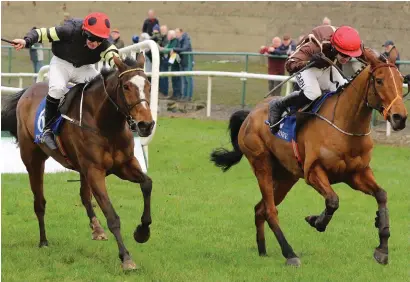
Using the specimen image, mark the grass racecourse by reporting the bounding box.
[1,117,410,282]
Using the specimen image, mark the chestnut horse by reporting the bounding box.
[1,54,154,270]
[211,48,407,266]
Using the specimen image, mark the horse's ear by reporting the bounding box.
[136,52,145,68]
[113,55,127,73]
[362,48,379,66]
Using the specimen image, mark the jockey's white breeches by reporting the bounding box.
[48,56,99,99]
[295,66,348,100]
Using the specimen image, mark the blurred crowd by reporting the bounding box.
[259,16,402,96]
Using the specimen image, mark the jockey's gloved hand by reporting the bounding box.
[310,53,324,63]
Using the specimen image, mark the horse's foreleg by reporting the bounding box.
[347,167,389,265]
[250,154,300,266]
[305,165,339,232]
[86,168,137,271]
[79,174,108,241]
[114,157,152,244]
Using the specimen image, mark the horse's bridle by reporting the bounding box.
[364,63,403,120]
[101,68,151,131]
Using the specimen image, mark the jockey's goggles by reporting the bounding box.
[83,31,104,43]
[338,52,351,59]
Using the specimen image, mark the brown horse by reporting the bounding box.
[1,54,154,270]
[211,48,407,266]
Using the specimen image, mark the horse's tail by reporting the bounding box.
[210,110,250,172]
[1,88,27,143]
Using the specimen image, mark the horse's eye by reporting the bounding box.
[123,84,130,91]
[375,78,383,85]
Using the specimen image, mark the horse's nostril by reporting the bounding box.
[137,121,153,131]
[392,114,404,123]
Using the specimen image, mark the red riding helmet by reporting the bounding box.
[82,12,111,39]
[331,26,362,57]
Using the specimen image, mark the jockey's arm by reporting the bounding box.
[23,24,74,48]
[286,43,317,73]
[100,44,120,68]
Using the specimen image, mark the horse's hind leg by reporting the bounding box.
[305,164,339,232]
[254,177,297,257]
[248,153,300,266]
[346,167,390,265]
[20,142,49,247]
[254,199,267,256]
[80,174,108,240]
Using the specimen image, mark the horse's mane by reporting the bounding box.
[83,56,140,90]
[333,64,367,95]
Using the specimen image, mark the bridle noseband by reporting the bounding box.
[365,63,402,120]
[101,67,151,131]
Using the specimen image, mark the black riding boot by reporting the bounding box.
[41,95,60,150]
[268,91,312,133]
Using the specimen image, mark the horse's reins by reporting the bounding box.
[62,67,150,134]
[312,54,403,136]
[102,68,150,130]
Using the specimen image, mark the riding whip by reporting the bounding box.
[1,38,16,45]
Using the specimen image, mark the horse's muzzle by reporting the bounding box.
[132,120,155,137]
[388,113,407,131]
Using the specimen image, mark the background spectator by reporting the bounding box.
[159,30,179,98]
[150,24,163,45]
[142,9,159,36]
[260,37,287,96]
[60,12,71,25]
[110,29,124,49]
[281,34,296,55]
[131,35,139,44]
[28,27,43,74]
[160,25,169,46]
[382,40,400,69]
[172,28,194,101]
[322,16,331,25]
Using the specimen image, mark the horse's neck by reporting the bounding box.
[332,67,373,133]
[83,74,126,134]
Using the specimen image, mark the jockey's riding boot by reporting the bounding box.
[268,90,312,134]
[41,95,60,150]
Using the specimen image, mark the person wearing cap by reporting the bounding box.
[111,28,124,49]
[11,12,120,150]
[382,40,400,69]
[268,25,363,132]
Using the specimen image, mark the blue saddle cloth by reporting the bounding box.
[270,91,338,142]
[34,97,64,144]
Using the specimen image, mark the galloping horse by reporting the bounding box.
[211,48,407,266]
[1,54,154,270]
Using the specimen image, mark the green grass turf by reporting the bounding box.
[2,117,410,281]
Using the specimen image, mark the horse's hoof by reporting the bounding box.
[286,257,301,267]
[38,241,49,248]
[121,259,139,271]
[92,231,108,241]
[305,216,326,232]
[259,252,267,257]
[374,248,388,265]
[134,224,150,243]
